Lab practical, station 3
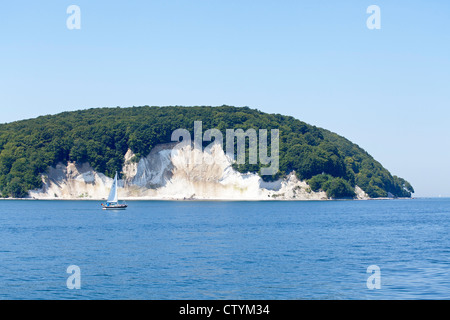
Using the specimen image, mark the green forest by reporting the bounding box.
[0,106,414,199]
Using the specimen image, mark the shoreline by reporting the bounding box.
[0,197,417,202]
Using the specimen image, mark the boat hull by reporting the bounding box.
[102,204,128,210]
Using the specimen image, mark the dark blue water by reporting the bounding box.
[0,198,449,300]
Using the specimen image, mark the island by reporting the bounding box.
[0,106,414,200]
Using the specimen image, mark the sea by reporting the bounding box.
[0,198,449,300]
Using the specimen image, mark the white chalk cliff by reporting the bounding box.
[29,143,369,200]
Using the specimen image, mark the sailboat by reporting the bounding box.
[101,172,127,210]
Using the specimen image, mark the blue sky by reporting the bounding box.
[1,1,449,197]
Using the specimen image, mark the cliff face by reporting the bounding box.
[29,143,369,200]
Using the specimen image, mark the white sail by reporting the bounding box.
[107,172,118,203]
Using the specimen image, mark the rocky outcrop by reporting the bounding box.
[29,143,369,200]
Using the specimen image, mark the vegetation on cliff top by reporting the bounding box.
[0,106,414,198]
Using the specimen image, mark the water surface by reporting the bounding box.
[0,198,449,299]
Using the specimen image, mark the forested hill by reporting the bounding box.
[0,106,414,198]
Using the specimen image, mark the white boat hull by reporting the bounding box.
[102,204,128,210]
